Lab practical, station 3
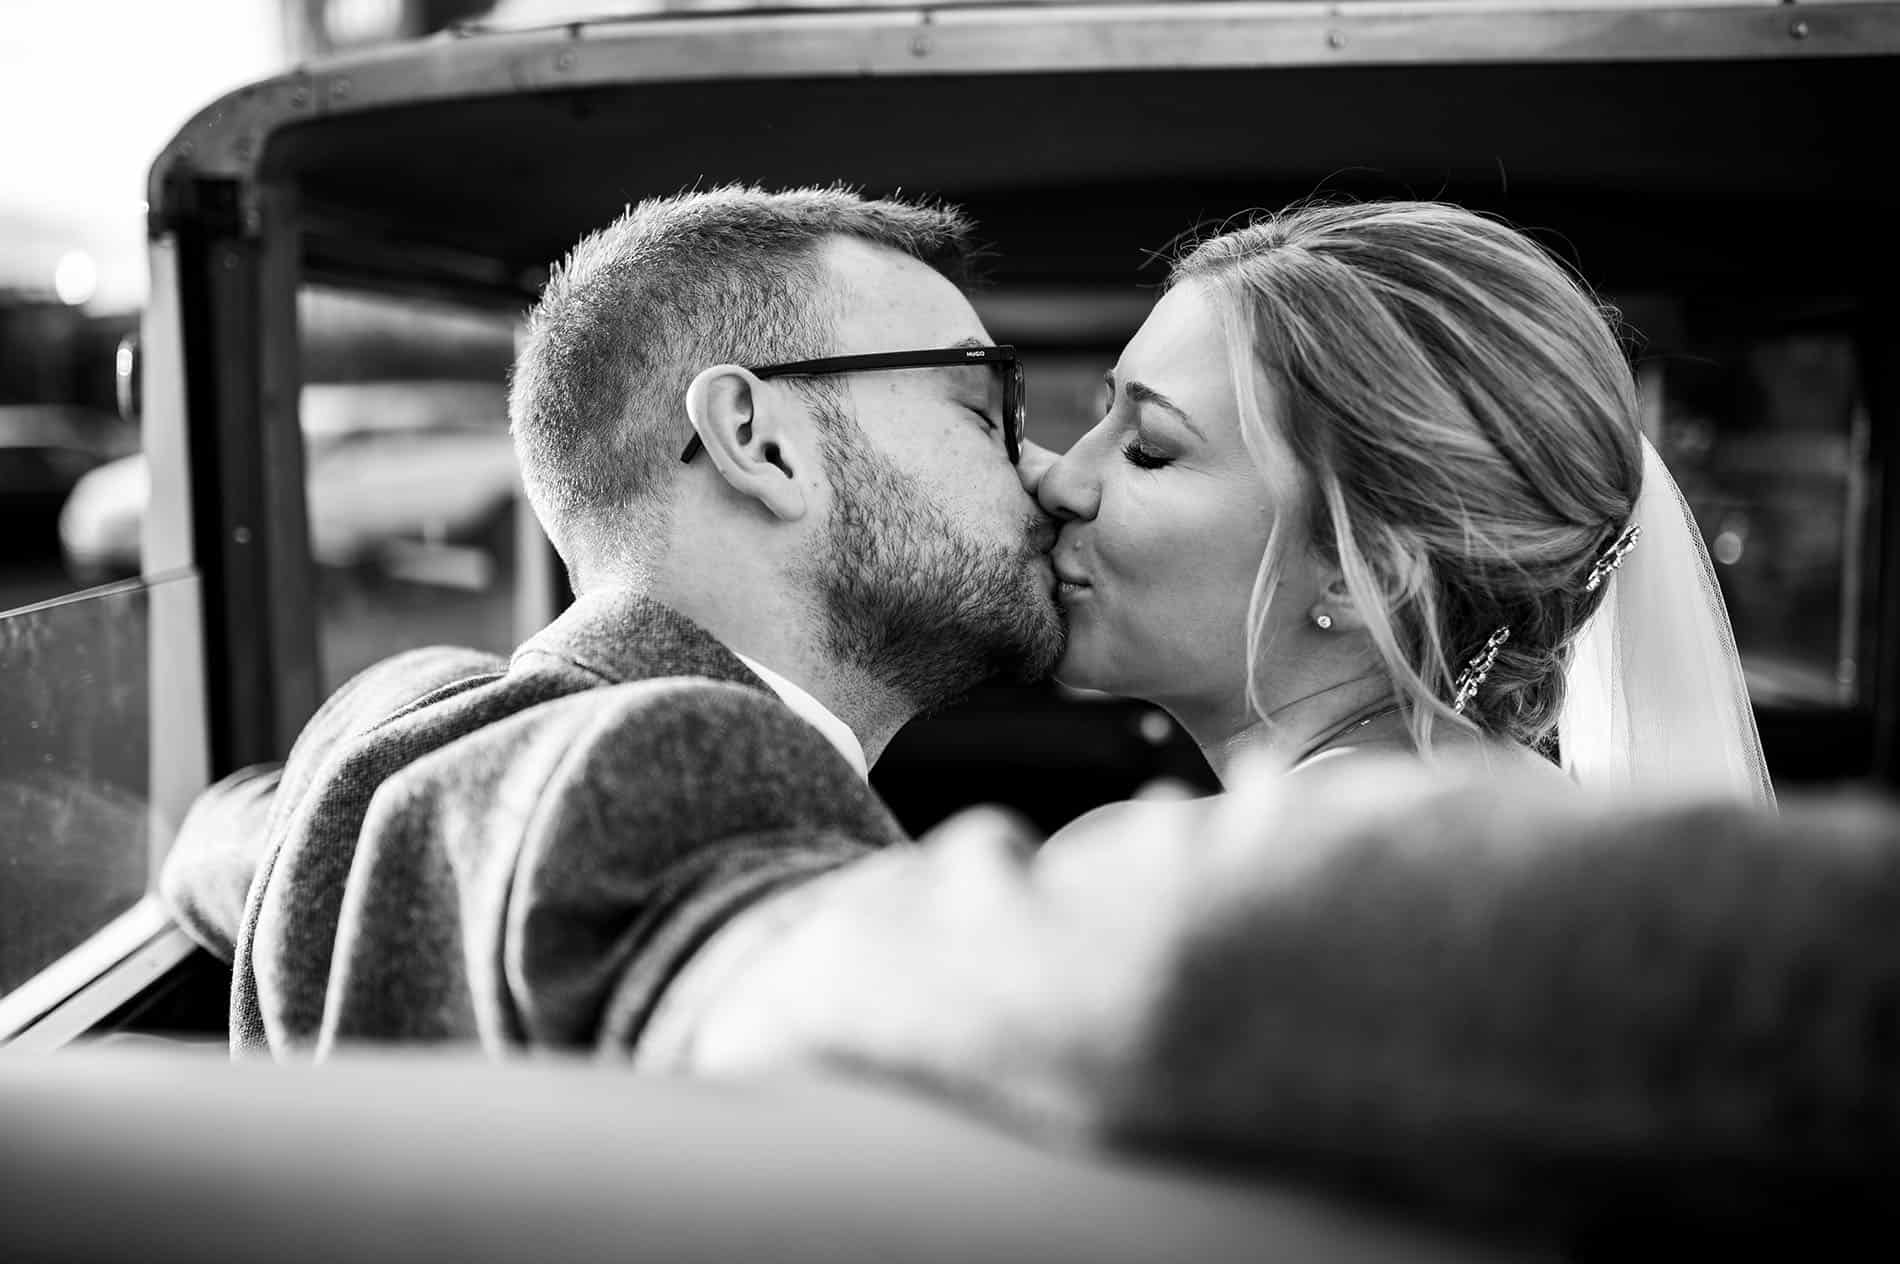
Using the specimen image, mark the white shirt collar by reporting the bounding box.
[732,652,869,782]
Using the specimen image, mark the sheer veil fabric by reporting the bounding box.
[1559,437,1778,810]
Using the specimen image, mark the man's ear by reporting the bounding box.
[684,365,813,522]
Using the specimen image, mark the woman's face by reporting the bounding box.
[1035,281,1298,719]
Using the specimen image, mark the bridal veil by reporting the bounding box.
[1560,437,1778,809]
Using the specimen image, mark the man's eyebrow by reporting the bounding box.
[1123,378,1203,437]
[940,337,996,402]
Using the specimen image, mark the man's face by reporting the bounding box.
[801,237,1064,709]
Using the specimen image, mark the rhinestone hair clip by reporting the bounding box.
[1451,625,1512,715]
[1584,523,1643,592]
[1452,524,1641,716]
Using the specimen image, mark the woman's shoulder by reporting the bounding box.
[1294,731,1575,791]
[1044,736,1572,855]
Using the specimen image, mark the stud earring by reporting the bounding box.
[1314,613,1334,631]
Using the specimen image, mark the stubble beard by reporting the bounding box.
[810,426,1065,716]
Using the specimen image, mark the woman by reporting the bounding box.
[1025,200,1773,805]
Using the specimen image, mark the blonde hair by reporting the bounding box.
[1171,201,1643,750]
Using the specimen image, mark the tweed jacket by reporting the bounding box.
[161,590,907,1058]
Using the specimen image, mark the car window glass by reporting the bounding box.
[298,286,529,692]
[0,577,194,1000]
[1626,295,1870,710]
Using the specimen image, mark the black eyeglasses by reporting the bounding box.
[679,345,1025,465]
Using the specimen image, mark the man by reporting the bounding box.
[162,183,1064,1058]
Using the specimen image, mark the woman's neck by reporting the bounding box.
[1174,671,1401,787]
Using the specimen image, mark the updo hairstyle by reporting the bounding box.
[1171,201,1645,749]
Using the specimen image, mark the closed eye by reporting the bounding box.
[1122,438,1171,470]
[967,406,1000,434]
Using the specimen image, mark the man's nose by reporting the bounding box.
[1015,440,1059,498]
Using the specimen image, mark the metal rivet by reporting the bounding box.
[910,34,930,57]
[1790,19,1810,37]
[556,50,575,71]
[290,88,309,108]
[233,526,253,545]
[1326,30,1346,49]
[330,77,350,99]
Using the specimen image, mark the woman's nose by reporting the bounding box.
[1031,439,1100,523]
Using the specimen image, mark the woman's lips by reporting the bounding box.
[1054,566,1092,600]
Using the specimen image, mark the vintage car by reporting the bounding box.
[2,0,1897,1255]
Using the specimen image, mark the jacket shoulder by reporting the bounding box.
[310,646,512,743]
[331,676,903,1048]
[430,675,891,849]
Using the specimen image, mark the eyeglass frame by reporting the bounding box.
[678,344,1025,465]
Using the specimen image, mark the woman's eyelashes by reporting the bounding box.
[1121,437,1172,470]
[1103,376,1173,469]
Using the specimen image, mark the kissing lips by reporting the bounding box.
[1053,563,1091,602]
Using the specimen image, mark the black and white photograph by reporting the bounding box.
[3,1,1898,1259]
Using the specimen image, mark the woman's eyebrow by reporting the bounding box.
[1124,379,1203,437]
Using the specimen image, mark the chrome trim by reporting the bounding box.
[147,571,211,870]
[141,239,195,577]
[0,897,193,1046]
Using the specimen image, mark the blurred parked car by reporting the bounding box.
[61,379,517,583]
[59,377,522,687]
[0,298,137,593]
[2,404,136,555]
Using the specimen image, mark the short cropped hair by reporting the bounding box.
[1172,201,1644,750]
[510,184,975,588]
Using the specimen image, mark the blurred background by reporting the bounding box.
[2,0,274,610]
